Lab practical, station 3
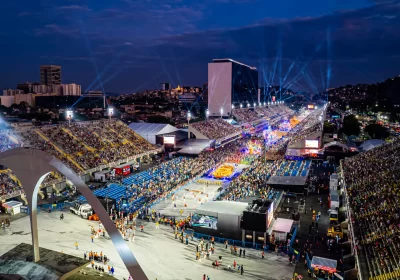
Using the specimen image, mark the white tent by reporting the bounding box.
[359,139,385,151]
[324,141,352,151]
[128,123,178,144]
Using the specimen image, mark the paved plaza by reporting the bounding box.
[0,164,295,280]
[0,211,294,280]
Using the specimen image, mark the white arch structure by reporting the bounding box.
[0,148,148,280]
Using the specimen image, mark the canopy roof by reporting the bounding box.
[311,256,337,272]
[324,141,349,150]
[272,218,294,233]
[128,122,178,136]
[359,139,385,151]
[196,200,248,216]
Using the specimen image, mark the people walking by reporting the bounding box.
[75,242,79,250]
[241,265,244,275]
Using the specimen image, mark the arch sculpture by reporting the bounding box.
[0,148,148,280]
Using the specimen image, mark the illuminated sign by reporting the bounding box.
[272,96,276,102]
[305,140,319,148]
[307,104,315,109]
[164,136,175,145]
[333,134,337,139]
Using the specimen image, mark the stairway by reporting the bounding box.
[9,172,21,186]
[35,130,85,172]
[62,127,96,152]
[37,190,45,199]
[109,128,132,145]
[20,193,28,205]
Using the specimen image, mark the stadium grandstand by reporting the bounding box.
[341,138,400,280]
[19,119,160,174]
[0,119,161,200]
[190,118,240,140]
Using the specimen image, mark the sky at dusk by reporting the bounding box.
[0,0,399,93]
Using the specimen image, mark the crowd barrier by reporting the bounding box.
[34,201,73,214]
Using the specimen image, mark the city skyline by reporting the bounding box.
[1,0,400,93]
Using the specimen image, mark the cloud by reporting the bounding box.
[35,24,79,38]
[57,5,92,12]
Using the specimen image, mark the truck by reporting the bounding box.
[327,225,343,239]
[329,210,339,224]
[70,202,93,219]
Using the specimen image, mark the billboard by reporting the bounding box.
[164,136,175,145]
[305,140,319,148]
[208,62,232,117]
[191,214,218,230]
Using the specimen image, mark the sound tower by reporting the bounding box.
[241,199,273,232]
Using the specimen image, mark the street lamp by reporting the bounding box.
[107,107,114,122]
[187,111,191,139]
[232,104,235,109]
[253,102,256,107]
[263,102,266,106]
[66,109,73,127]
[240,103,243,109]
[220,107,223,118]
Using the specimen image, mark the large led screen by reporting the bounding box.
[190,214,218,230]
[305,140,319,148]
[164,136,175,145]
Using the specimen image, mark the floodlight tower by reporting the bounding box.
[220,107,223,118]
[107,107,114,122]
[187,111,191,139]
[66,109,73,127]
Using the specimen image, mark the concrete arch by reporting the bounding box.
[0,148,148,280]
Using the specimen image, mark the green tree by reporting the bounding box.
[341,115,361,136]
[364,123,389,139]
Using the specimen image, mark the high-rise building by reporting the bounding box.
[40,65,61,85]
[61,83,81,96]
[208,58,258,117]
[160,82,171,91]
[2,89,25,96]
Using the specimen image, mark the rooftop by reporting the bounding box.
[212,58,257,70]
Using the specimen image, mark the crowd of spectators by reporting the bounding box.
[22,120,157,172]
[0,132,20,153]
[118,139,250,217]
[191,119,240,140]
[0,170,22,200]
[232,109,259,123]
[342,138,400,278]
[287,123,323,146]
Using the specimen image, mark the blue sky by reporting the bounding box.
[0,0,399,93]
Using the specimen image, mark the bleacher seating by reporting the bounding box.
[342,138,400,279]
[191,118,240,140]
[18,120,158,173]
